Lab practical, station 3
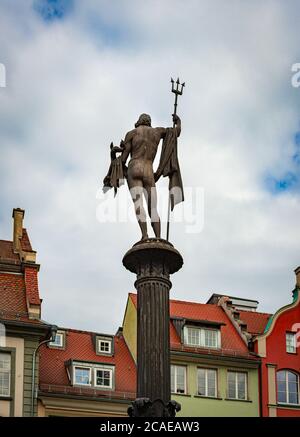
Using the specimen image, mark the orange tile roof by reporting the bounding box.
[129,293,257,359]
[39,328,136,398]
[238,310,271,335]
[0,272,27,316]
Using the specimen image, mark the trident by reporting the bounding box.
[171,77,185,126]
[166,77,185,241]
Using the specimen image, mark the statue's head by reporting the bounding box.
[135,113,151,128]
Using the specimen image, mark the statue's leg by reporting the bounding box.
[144,180,161,239]
[128,178,148,240]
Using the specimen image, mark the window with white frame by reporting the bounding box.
[184,326,220,349]
[72,362,115,390]
[49,332,64,348]
[98,339,112,354]
[171,365,186,394]
[73,366,91,386]
[197,368,217,397]
[227,371,247,400]
[0,353,11,397]
[277,370,299,405]
[286,332,296,354]
[94,366,113,389]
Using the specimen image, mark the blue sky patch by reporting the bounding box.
[265,129,300,194]
[33,0,73,22]
[265,172,298,194]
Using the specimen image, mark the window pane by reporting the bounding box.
[99,341,110,353]
[197,369,206,396]
[277,370,286,382]
[171,366,175,393]
[0,353,11,396]
[50,334,63,347]
[228,372,236,399]
[207,370,217,397]
[96,369,111,387]
[205,330,217,348]
[75,367,90,385]
[286,333,296,353]
[187,328,201,346]
[176,366,186,393]
[237,373,246,400]
[288,372,299,404]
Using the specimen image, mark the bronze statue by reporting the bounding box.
[103,79,185,240]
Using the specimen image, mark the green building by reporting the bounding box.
[123,293,270,416]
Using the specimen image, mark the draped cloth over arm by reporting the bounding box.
[155,128,184,211]
[103,155,125,196]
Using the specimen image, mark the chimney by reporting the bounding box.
[295,266,300,288]
[12,208,25,252]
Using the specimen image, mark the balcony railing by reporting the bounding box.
[170,343,257,359]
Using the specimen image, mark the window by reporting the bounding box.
[98,339,111,354]
[204,330,218,348]
[198,368,217,397]
[0,353,11,397]
[286,333,296,354]
[94,367,113,389]
[74,366,91,386]
[227,371,247,400]
[277,370,299,405]
[49,332,64,348]
[171,365,186,394]
[72,362,115,390]
[184,326,220,349]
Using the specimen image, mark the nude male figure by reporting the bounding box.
[121,113,181,240]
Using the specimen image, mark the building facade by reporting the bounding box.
[38,327,136,416]
[0,209,51,416]
[122,293,271,416]
[254,267,300,417]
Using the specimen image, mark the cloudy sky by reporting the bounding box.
[0,0,299,334]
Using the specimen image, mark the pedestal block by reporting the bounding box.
[123,238,183,417]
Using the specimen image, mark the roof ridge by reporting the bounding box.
[239,310,272,316]
[129,292,219,308]
[56,326,116,337]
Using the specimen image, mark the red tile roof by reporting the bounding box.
[24,266,41,305]
[238,310,271,335]
[0,234,42,323]
[39,328,136,399]
[0,240,20,264]
[129,293,257,359]
[0,273,27,316]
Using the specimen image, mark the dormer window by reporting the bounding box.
[99,340,111,354]
[69,361,115,390]
[74,366,91,386]
[96,336,113,355]
[184,326,220,349]
[48,331,65,349]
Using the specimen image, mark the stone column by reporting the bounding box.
[123,238,183,417]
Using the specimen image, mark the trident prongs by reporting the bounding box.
[171,77,185,96]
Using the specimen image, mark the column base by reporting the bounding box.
[128,397,181,418]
